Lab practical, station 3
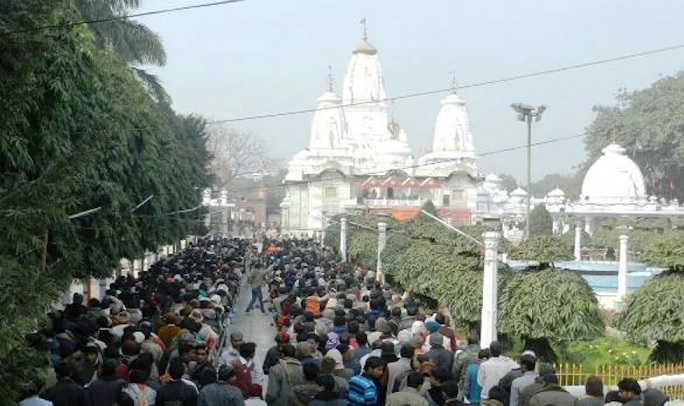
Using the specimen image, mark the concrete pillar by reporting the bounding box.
[618,234,629,301]
[574,226,582,261]
[340,217,348,262]
[321,216,327,245]
[481,231,500,348]
[376,222,387,284]
[584,216,595,236]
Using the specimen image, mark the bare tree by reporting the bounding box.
[206,125,271,189]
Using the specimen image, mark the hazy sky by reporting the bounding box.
[136,0,684,182]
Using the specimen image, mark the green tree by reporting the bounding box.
[503,236,602,361]
[498,268,604,362]
[530,172,583,198]
[0,1,212,401]
[618,232,684,362]
[528,205,553,237]
[348,230,377,268]
[584,71,684,199]
[421,200,438,216]
[381,219,505,331]
[559,228,591,251]
[510,235,573,268]
[74,0,169,102]
[497,174,518,192]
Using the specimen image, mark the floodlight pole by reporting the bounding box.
[511,103,546,240]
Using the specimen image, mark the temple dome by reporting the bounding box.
[485,173,502,183]
[581,143,647,202]
[309,89,347,151]
[352,37,377,55]
[342,31,386,104]
[510,187,528,197]
[547,188,565,197]
[430,91,475,157]
[419,76,476,171]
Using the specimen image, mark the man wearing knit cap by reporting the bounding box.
[425,332,454,380]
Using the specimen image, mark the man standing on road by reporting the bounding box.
[245,262,273,314]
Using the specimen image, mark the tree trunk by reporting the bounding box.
[649,340,684,363]
[524,337,557,363]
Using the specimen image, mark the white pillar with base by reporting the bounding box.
[618,234,629,302]
[481,231,500,348]
[340,217,348,262]
[574,226,582,261]
[377,222,387,284]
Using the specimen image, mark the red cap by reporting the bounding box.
[276,331,290,343]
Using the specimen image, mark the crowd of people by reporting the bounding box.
[19,236,672,406]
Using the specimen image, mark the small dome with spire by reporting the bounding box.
[352,18,377,55]
[547,188,565,197]
[510,187,528,197]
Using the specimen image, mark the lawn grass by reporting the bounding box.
[502,334,651,372]
[561,335,651,371]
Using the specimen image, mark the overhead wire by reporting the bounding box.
[207,43,684,124]
[0,0,247,36]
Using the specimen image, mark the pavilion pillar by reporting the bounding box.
[574,225,582,261]
[376,222,387,284]
[618,234,629,302]
[481,231,500,348]
[340,217,348,263]
[584,216,595,236]
[552,216,562,235]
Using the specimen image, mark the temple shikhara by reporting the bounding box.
[281,24,480,235]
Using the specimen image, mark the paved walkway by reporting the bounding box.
[224,284,276,389]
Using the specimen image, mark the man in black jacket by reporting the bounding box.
[42,363,90,406]
[86,359,126,406]
[156,358,199,406]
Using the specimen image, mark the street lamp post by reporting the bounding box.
[511,103,546,240]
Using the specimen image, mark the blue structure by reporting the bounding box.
[554,260,663,293]
[508,260,664,294]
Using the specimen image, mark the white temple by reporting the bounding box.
[475,142,684,244]
[281,24,480,235]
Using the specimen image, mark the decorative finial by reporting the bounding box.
[360,18,368,40]
[449,69,459,94]
[327,65,334,92]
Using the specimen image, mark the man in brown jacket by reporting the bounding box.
[385,371,429,406]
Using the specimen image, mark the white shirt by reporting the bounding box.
[19,397,53,406]
[477,356,519,399]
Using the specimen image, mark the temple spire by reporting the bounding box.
[327,65,334,92]
[360,18,368,40]
[449,69,459,94]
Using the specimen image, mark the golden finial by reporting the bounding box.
[449,69,459,94]
[327,65,334,92]
[360,18,368,40]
